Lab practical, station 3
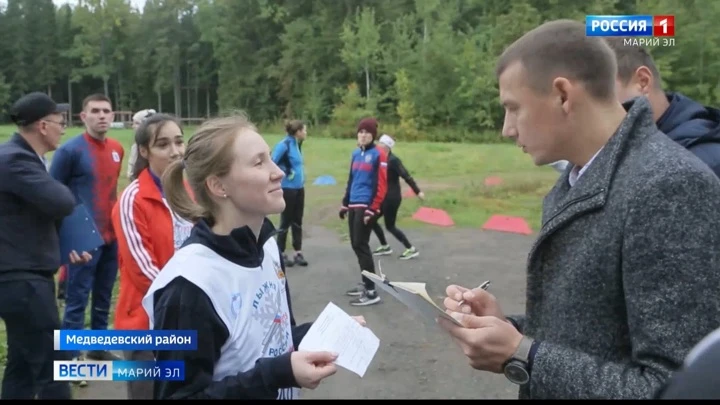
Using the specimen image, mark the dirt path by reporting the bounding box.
[75,224,533,400]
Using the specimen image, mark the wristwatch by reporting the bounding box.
[503,335,534,385]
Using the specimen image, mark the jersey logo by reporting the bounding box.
[274,259,284,279]
[111,151,121,163]
[230,292,243,318]
[365,154,372,163]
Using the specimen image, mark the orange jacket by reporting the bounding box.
[111,168,193,330]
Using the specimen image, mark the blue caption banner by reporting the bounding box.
[585,15,653,37]
[54,360,185,381]
[54,330,197,351]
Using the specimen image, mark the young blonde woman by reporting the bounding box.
[142,113,366,399]
[111,113,193,399]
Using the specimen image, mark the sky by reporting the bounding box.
[53,0,147,10]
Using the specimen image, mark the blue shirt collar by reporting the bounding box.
[148,168,164,197]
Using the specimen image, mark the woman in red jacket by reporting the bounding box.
[111,113,193,399]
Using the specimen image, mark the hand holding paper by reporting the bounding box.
[299,303,379,378]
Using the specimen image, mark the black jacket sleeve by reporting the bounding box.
[152,277,299,400]
[3,151,75,218]
[393,155,421,195]
[342,157,353,208]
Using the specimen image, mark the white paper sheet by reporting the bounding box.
[298,302,380,378]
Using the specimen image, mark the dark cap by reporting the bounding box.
[9,92,70,126]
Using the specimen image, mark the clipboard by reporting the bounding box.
[361,262,463,327]
[58,204,104,265]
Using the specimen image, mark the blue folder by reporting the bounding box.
[58,204,104,265]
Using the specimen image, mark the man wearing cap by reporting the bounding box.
[0,92,92,399]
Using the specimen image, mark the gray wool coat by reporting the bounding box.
[510,97,720,399]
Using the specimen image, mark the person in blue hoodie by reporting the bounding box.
[551,40,720,177]
[271,120,308,267]
[339,117,388,307]
[607,38,720,178]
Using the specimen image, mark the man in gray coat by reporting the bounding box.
[438,20,720,399]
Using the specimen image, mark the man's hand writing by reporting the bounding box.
[444,284,507,320]
[437,313,523,373]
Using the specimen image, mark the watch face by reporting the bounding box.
[505,362,530,385]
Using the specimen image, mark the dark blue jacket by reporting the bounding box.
[271,135,304,189]
[656,92,720,178]
[0,133,76,275]
[342,142,388,213]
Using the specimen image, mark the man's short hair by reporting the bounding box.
[603,37,662,88]
[82,93,112,109]
[495,19,618,102]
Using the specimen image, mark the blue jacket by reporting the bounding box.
[50,133,124,244]
[342,143,388,213]
[656,92,720,178]
[271,135,304,189]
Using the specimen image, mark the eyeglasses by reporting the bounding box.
[43,119,67,128]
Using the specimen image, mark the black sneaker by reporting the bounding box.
[86,350,121,361]
[350,290,381,306]
[346,284,365,297]
[294,253,308,266]
[283,253,295,267]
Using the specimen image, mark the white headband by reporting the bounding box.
[378,134,395,149]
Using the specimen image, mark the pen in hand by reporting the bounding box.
[456,280,491,308]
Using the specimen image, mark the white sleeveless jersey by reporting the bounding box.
[142,239,300,400]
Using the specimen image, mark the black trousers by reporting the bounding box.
[373,197,413,249]
[123,350,155,399]
[348,207,377,291]
[278,188,305,253]
[0,275,72,399]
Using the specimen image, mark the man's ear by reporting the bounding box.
[634,66,655,94]
[552,77,572,114]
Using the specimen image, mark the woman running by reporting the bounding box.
[371,134,424,260]
[271,120,308,267]
[111,113,193,399]
[339,117,388,306]
[142,113,365,399]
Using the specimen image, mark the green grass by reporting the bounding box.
[0,124,558,370]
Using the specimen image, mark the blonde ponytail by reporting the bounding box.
[161,159,206,223]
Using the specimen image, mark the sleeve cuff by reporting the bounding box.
[528,339,541,376]
[507,317,520,331]
[264,352,298,389]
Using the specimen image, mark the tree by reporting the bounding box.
[340,7,381,101]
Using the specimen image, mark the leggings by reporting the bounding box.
[348,207,377,291]
[373,198,412,249]
[277,188,305,253]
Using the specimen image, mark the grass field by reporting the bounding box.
[0,124,559,373]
